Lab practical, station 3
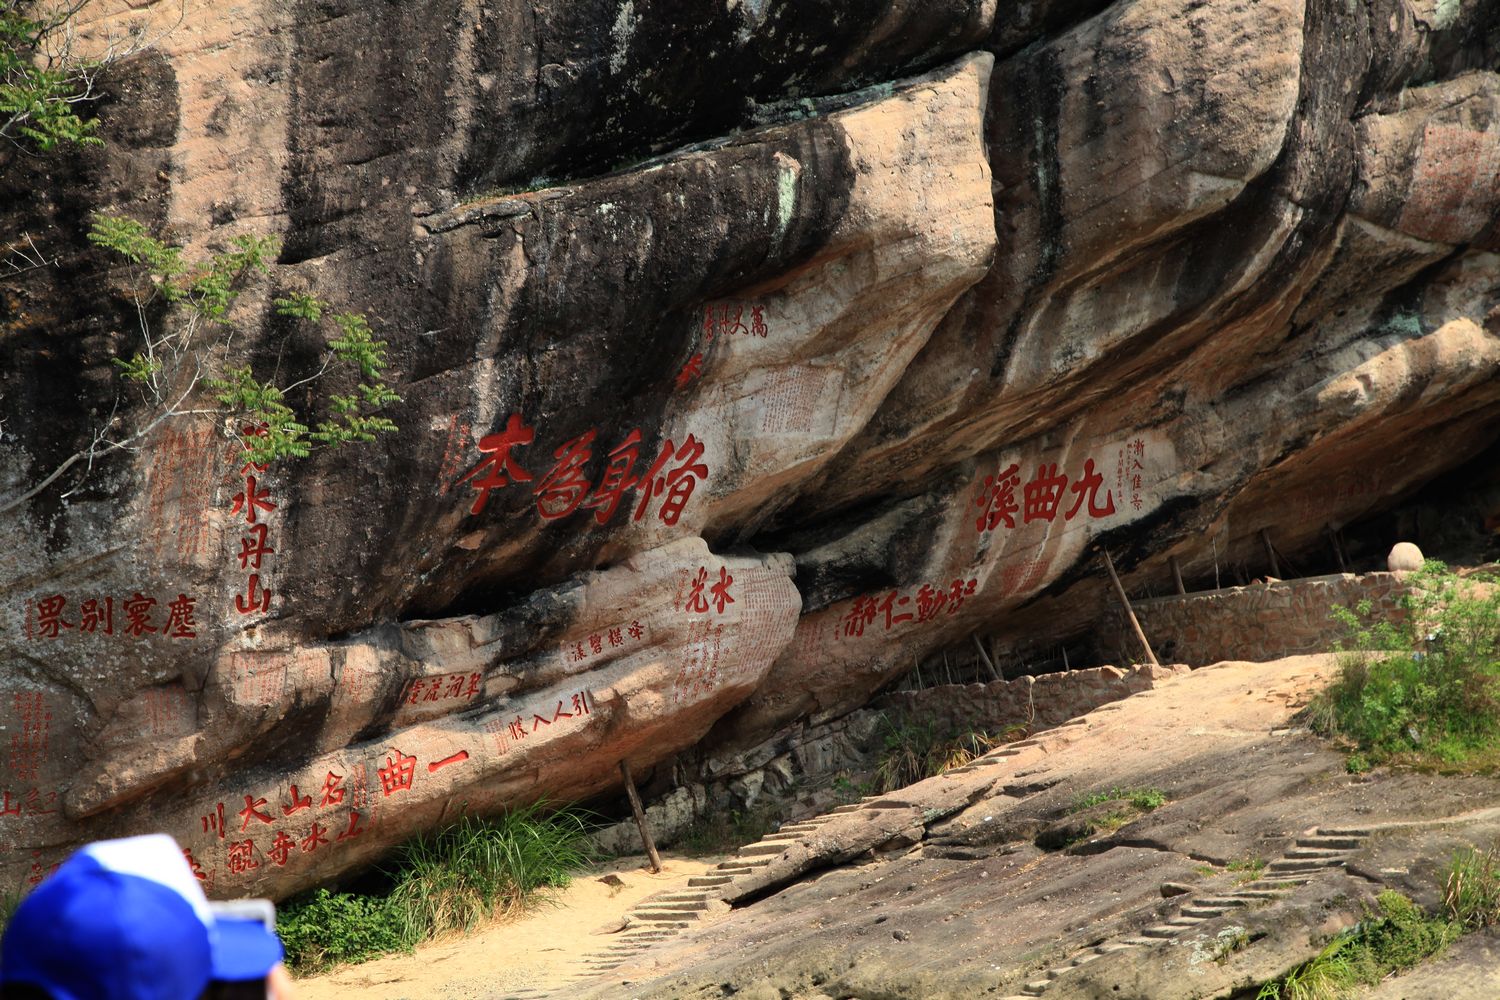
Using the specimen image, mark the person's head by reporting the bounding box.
[0,834,285,1000]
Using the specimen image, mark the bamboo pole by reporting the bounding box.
[619,760,662,873]
[1260,528,1281,578]
[1100,547,1159,667]
[1328,525,1347,572]
[972,634,1001,682]
[1169,555,1185,595]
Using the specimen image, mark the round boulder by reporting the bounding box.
[1387,542,1424,573]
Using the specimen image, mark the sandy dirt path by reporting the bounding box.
[293,854,721,1000]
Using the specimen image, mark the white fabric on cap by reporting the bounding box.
[78,833,215,925]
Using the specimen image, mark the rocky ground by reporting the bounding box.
[395,653,1500,1000]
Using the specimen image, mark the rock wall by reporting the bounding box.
[1,0,1498,897]
[1098,573,1411,666]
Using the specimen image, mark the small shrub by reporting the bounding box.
[1308,562,1500,771]
[1227,857,1267,884]
[1444,845,1500,929]
[1255,891,1458,999]
[872,715,1003,792]
[278,888,406,975]
[1071,787,1168,813]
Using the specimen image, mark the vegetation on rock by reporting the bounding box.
[872,714,1009,792]
[278,804,593,975]
[1308,562,1500,772]
[87,214,400,466]
[1255,890,1460,1000]
[1443,843,1500,930]
[1,1,105,151]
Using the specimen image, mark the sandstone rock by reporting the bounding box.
[2,0,1499,899]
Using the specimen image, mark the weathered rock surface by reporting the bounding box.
[561,657,1500,1000]
[1,0,1497,896]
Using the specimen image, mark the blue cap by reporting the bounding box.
[0,834,285,1000]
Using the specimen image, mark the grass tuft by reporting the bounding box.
[1255,891,1459,999]
[1443,844,1500,929]
[1071,787,1168,813]
[1227,857,1268,884]
[872,715,1007,793]
[278,802,593,975]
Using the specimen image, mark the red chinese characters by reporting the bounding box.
[427,750,469,773]
[26,593,198,642]
[231,424,278,616]
[975,455,1118,534]
[563,620,647,665]
[402,671,483,707]
[702,303,768,340]
[435,415,473,496]
[1114,439,1147,512]
[997,559,1050,597]
[456,413,534,515]
[681,566,735,615]
[377,749,417,797]
[0,787,58,819]
[9,692,50,782]
[486,690,593,754]
[672,620,724,704]
[195,760,382,884]
[842,578,979,638]
[453,414,711,528]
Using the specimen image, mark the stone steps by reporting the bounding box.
[632,902,708,915]
[688,875,734,887]
[1268,858,1345,873]
[738,842,793,857]
[1284,846,1354,860]
[1190,897,1249,909]
[1297,835,1360,850]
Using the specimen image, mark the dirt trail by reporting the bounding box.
[294,856,720,1000]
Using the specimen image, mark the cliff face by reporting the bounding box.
[1,0,1496,897]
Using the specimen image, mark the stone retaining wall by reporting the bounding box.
[874,663,1189,736]
[1099,572,1410,667]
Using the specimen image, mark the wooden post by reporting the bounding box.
[1327,525,1347,572]
[619,760,662,873]
[1169,555,1186,595]
[1100,547,1159,667]
[1260,528,1281,579]
[972,634,1001,682]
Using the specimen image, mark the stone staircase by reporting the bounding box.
[493,707,1370,1000]
[995,827,1372,1000]
[551,815,838,984]
[529,723,1087,994]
